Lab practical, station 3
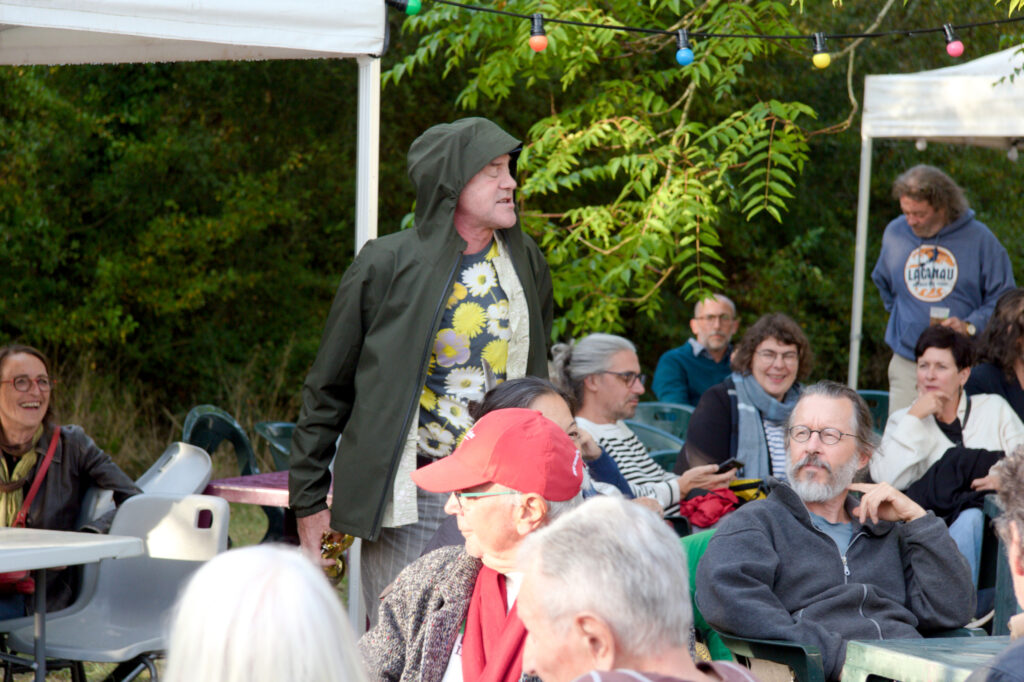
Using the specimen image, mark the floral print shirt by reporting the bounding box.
[418,241,510,458]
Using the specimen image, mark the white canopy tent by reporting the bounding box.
[848,45,1024,387]
[0,0,387,630]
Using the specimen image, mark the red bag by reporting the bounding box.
[0,571,34,595]
[0,428,61,595]
[679,488,740,527]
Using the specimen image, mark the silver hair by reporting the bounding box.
[785,380,880,461]
[165,545,368,682]
[518,496,692,659]
[693,293,737,317]
[550,333,637,405]
[509,490,584,523]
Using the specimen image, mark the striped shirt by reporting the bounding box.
[764,419,788,482]
[576,418,681,512]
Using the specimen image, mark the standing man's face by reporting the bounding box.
[900,196,947,238]
[690,297,738,355]
[454,154,518,233]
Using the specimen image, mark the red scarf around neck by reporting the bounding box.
[461,565,527,682]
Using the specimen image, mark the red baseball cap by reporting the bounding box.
[411,408,583,501]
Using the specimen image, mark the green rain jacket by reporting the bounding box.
[289,118,554,540]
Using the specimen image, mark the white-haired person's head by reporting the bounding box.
[164,544,368,682]
[516,496,701,682]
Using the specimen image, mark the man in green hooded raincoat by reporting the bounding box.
[289,118,553,624]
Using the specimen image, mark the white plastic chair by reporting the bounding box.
[77,442,213,526]
[5,494,230,681]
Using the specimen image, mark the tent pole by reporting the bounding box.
[349,54,380,636]
[355,55,381,254]
[848,136,874,389]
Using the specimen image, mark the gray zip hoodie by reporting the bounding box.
[696,480,974,680]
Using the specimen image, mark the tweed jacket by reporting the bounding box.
[360,545,481,682]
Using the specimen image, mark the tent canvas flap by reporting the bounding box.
[0,0,386,63]
[862,44,1024,145]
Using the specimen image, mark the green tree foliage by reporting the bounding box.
[388,0,817,340]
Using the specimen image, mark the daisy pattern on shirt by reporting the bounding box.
[434,329,470,367]
[445,367,486,400]
[486,301,511,340]
[419,422,455,457]
[463,261,496,297]
[437,396,473,430]
[453,302,487,339]
[482,338,508,374]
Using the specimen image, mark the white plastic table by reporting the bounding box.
[0,527,144,682]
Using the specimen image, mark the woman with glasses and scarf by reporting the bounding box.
[679,313,813,483]
[0,344,139,618]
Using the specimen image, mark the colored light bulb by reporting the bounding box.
[811,33,830,69]
[675,29,694,66]
[529,14,547,52]
[943,24,963,58]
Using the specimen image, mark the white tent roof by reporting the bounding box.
[848,45,1024,387]
[0,0,385,63]
[862,45,1024,148]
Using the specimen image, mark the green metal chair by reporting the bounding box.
[624,419,684,472]
[253,421,294,472]
[717,628,985,682]
[632,402,696,440]
[182,405,286,542]
[856,390,889,434]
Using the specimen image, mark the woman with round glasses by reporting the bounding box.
[679,313,813,482]
[0,344,139,618]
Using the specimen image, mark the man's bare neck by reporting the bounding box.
[577,405,613,425]
[454,221,498,255]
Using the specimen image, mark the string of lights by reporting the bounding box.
[383,0,1024,69]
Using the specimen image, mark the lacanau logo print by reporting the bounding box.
[903,245,958,302]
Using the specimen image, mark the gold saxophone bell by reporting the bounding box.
[320,531,355,585]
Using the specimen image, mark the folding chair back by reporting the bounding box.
[5,494,229,679]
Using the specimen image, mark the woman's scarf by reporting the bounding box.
[731,372,801,480]
[0,425,44,527]
[461,565,527,682]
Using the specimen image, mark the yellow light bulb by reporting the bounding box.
[812,52,831,69]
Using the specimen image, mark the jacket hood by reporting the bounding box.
[407,117,522,240]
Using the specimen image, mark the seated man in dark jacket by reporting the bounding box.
[697,381,974,681]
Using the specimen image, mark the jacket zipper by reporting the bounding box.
[844,530,885,638]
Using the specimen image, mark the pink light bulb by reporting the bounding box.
[946,40,964,58]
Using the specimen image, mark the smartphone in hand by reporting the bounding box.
[715,457,744,475]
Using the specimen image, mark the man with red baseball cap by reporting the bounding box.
[359,408,584,682]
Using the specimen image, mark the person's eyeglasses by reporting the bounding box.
[0,376,54,393]
[695,314,734,324]
[453,489,519,511]
[755,350,799,365]
[788,425,859,446]
[601,370,646,387]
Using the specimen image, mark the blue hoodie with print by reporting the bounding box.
[871,208,1014,360]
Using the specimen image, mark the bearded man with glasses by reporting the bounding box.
[697,380,974,681]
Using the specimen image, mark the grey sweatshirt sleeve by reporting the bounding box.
[898,512,975,631]
[696,526,849,680]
